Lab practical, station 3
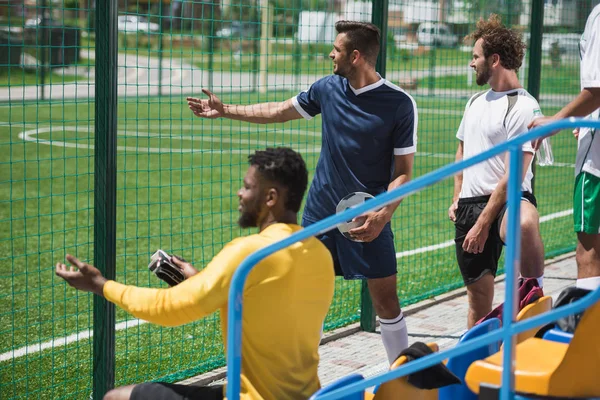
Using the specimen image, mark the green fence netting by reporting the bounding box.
[1,0,595,398]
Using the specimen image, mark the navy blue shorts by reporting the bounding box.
[302,216,397,280]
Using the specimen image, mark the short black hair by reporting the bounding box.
[248,147,308,213]
[335,20,381,66]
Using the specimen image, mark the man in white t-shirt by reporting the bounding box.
[529,4,600,303]
[448,15,545,328]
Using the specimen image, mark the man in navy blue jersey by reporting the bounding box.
[187,20,417,364]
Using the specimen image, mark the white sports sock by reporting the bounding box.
[536,275,544,288]
[576,276,600,291]
[520,274,544,288]
[379,313,408,365]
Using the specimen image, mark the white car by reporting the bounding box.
[416,23,458,47]
[117,15,160,33]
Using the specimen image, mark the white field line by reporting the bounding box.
[14,125,577,168]
[0,319,147,362]
[1,208,574,363]
[395,208,573,258]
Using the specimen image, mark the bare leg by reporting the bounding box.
[500,200,545,280]
[466,273,495,328]
[367,275,401,319]
[103,385,136,400]
[576,232,600,279]
[367,275,407,363]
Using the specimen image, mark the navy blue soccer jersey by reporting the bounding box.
[292,74,418,223]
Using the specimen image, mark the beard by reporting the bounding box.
[333,56,353,78]
[475,62,492,86]
[238,210,258,229]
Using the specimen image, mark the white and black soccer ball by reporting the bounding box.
[336,191,375,242]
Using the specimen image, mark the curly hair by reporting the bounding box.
[468,14,525,72]
[335,20,381,66]
[248,147,308,213]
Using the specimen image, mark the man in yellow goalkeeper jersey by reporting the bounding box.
[55,147,335,400]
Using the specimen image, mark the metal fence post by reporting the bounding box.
[527,0,544,193]
[158,0,164,97]
[93,0,118,398]
[360,0,388,333]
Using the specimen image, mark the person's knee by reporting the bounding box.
[103,386,133,400]
[368,279,400,318]
[577,233,600,269]
[371,291,400,317]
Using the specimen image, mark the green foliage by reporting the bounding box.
[64,0,79,9]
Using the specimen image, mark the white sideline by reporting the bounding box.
[0,319,147,362]
[395,208,574,258]
[0,208,574,363]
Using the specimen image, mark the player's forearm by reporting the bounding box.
[554,88,600,119]
[103,279,209,327]
[453,142,463,201]
[453,175,463,202]
[477,179,507,228]
[223,102,286,124]
[380,173,411,221]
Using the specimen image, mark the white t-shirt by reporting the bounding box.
[457,88,539,198]
[576,4,600,178]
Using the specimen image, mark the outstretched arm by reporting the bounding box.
[528,88,600,130]
[187,89,303,124]
[56,253,231,327]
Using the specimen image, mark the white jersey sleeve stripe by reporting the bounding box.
[291,96,313,120]
[383,80,419,152]
[394,145,416,155]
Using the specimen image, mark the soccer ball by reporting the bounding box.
[336,192,375,242]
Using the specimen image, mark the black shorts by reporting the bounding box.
[302,215,397,280]
[454,192,537,286]
[131,382,224,400]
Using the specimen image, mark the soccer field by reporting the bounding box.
[0,91,578,398]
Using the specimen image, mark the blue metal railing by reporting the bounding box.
[226,118,600,400]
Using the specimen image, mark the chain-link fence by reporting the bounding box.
[1,0,596,398]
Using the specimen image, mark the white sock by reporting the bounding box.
[520,275,544,288]
[379,313,408,365]
[536,275,544,288]
[576,276,600,291]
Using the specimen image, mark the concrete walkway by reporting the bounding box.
[181,252,577,388]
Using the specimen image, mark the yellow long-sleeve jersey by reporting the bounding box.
[103,223,335,400]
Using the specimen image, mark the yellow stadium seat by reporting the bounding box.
[514,295,552,343]
[465,299,600,398]
[364,342,439,400]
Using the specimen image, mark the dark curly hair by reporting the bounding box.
[468,14,525,72]
[248,147,308,213]
[335,20,381,66]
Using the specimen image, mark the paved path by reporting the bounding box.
[2,51,572,106]
[180,252,577,388]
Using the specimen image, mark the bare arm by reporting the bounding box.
[448,140,463,221]
[379,153,414,221]
[553,88,600,119]
[453,141,464,202]
[187,89,303,124]
[528,88,600,131]
[348,153,414,242]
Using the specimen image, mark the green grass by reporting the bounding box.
[417,61,581,95]
[0,85,578,398]
[0,68,83,86]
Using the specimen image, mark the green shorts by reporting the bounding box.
[574,171,600,234]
